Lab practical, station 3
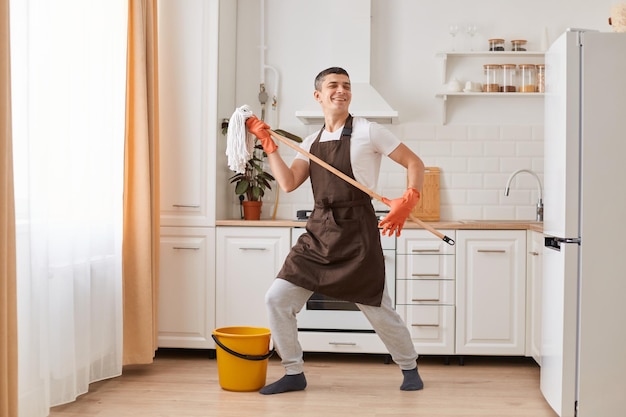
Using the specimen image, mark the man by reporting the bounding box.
[246,67,425,395]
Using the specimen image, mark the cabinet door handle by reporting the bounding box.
[411,323,439,327]
[411,249,441,253]
[172,204,200,208]
[173,246,200,250]
[412,297,440,302]
[329,341,357,346]
[411,273,441,277]
[239,247,267,251]
[477,249,506,253]
[529,251,539,256]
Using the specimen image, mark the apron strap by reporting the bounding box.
[318,114,353,142]
[340,115,353,139]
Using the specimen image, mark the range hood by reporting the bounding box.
[295,1,398,125]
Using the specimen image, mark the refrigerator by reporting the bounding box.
[541,29,626,417]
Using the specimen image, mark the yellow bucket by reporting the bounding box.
[212,326,273,392]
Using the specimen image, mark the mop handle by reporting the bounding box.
[267,129,455,245]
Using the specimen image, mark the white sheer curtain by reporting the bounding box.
[10,0,127,415]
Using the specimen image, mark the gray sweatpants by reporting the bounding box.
[265,278,419,375]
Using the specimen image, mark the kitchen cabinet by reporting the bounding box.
[215,227,291,329]
[526,230,543,364]
[158,0,237,224]
[157,0,226,348]
[435,51,544,124]
[396,229,456,355]
[456,230,527,355]
[158,227,216,348]
[210,224,540,359]
[158,0,219,228]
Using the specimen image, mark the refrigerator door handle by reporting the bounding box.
[545,236,581,251]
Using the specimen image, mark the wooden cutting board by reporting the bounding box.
[410,167,440,221]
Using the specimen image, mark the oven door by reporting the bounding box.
[291,227,396,332]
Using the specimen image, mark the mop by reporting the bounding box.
[226,105,257,174]
[226,105,455,245]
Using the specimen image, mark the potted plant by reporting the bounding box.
[223,117,301,220]
[228,143,275,220]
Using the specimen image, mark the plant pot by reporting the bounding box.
[242,201,262,220]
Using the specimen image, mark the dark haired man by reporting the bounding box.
[246,67,425,395]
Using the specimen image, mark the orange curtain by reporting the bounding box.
[0,0,18,414]
[123,0,160,365]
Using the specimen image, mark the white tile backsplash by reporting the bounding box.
[435,125,468,140]
[451,173,483,189]
[468,157,500,173]
[516,141,544,157]
[500,125,534,140]
[467,126,500,141]
[419,141,453,156]
[467,189,501,205]
[484,142,516,157]
[452,141,484,157]
[243,123,543,222]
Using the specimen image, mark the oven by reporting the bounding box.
[291,226,396,332]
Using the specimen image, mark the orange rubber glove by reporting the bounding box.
[378,188,421,237]
[246,116,278,154]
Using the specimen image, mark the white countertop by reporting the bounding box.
[216,219,544,233]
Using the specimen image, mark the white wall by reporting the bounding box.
[224,0,615,221]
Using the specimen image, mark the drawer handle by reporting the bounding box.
[239,247,267,251]
[411,273,441,277]
[328,341,357,346]
[411,249,441,253]
[411,323,439,327]
[477,249,506,253]
[172,204,200,208]
[173,246,200,250]
[529,251,539,256]
[412,298,440,302]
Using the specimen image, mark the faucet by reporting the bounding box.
[504,169,543,222]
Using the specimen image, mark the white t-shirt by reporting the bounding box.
[294,116,401,191]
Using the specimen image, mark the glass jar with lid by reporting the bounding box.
[536,64,545,93]
[511,39,527,51]
[501,64,517,92]
[519,64,537,92]
[488,38,505,51]
[483,64,501,92]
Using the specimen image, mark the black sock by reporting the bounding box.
[400,367,424,391]
[259,373,307,395]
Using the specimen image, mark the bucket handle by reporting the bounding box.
[211,334,275,361]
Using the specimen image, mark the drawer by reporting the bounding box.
[298,331,388,354]
[397,230,456,255]
[396,305,455,355]
[396,279,454,305]
[397,252,455,280]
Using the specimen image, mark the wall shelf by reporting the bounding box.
[436,92,545,97]
[436,51,545,124]
[435,92,544,124]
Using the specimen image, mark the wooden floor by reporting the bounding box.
[49,349,557,417]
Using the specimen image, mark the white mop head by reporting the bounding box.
[226,105,255,174]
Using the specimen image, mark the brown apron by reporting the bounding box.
[277,115,385,306]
